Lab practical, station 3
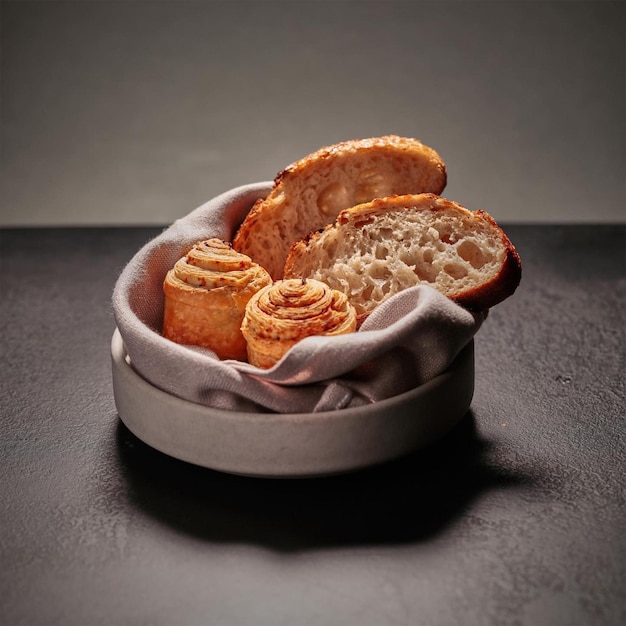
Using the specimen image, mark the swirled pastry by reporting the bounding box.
[163,239,272,360]
[241,278,357,369]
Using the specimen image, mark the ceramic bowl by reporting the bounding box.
[111,329,474,478]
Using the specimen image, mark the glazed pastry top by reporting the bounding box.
[242,278,357,343]
[165,238,270,294]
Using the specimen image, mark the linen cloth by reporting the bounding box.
[112,182,484,413]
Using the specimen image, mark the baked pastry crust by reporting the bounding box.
[233,135,447,280]
[163,239,272,360]
[241,278,357,369]
[284,193,522,319]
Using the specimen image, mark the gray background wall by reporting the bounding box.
[1,0,624,226]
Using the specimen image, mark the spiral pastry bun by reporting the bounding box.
[241,278,357,369]
[163,238,272,360]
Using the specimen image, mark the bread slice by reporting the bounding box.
[284,193,522,320]
[232,135,447,280]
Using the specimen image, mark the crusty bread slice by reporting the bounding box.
[284,193,522,320]
[232,135,446,280]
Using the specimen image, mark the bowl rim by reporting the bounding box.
[111,328,473,420]
[111,328,475,477]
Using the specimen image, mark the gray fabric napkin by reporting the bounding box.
[112,182,484,413]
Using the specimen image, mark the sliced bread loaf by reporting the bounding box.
[284,193,522,320]
[232,135,447,280]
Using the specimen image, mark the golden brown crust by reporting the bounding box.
[274,135,447,187]
[162,239,272,360]
[449,210,522,311]
[241,278,357,369]
[232,135,447,280]
[284,194,522,316]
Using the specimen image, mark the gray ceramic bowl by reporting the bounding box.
[111,329,474,478]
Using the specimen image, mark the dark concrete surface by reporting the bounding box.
[0,225,624,625]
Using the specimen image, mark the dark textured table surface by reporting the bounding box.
[1,225,624,626]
